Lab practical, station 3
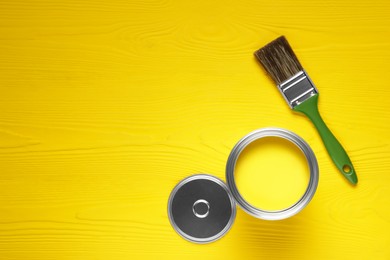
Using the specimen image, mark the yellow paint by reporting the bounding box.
[235,137,309,211]
[0,0,389,259]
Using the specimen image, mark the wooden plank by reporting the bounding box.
[0,0,389,259]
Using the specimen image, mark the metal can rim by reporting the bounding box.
[225,127,319,220]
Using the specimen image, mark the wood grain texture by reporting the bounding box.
[0,0,389,259]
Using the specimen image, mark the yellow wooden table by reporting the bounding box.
[1,0,389,259]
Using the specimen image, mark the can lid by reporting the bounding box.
[168,174,236,243]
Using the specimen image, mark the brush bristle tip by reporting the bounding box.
[254,36,303,84]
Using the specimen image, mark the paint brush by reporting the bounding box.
[254,36,357,184]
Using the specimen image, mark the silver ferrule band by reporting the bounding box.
[278,70,318,108]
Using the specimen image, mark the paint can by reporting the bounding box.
[226,128,319,220]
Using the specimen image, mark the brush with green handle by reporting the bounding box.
[254,36,358,185]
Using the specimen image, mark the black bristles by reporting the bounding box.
[254,36,303,85]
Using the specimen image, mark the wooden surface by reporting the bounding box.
[0,0,389,259]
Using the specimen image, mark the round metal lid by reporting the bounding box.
[168,174,236,243]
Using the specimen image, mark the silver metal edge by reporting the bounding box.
[225,127,319,221]
[277,70,319,109]
[167,174,237,244]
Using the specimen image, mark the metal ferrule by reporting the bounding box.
[278,70,318,108]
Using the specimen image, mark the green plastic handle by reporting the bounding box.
[293,94,358,184]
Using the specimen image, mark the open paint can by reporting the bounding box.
[226,128,319,220]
